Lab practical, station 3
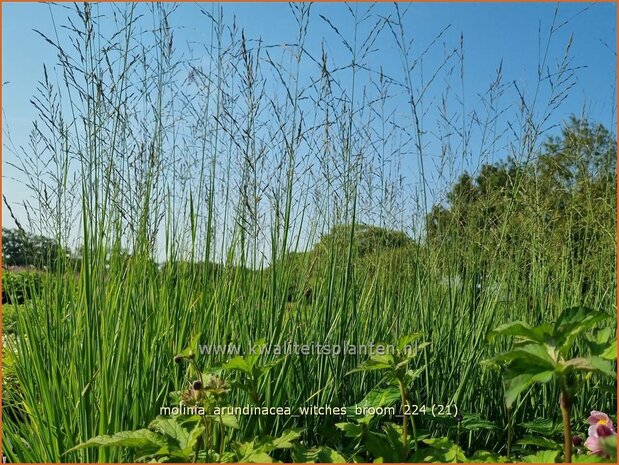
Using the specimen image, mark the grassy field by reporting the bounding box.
[2,3,616,463]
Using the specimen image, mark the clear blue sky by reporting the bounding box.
[3,2,617,234]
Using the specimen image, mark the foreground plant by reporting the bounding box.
[67,354,301,462]
[348,333,429,460]
[488,307,616,463]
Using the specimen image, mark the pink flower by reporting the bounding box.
[585,411,617,457]
[588,411,614,430]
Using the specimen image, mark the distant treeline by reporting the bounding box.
[3,117,615,276]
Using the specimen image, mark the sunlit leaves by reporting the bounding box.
[488,306,614,408]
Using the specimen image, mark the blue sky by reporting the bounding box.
[2,2,617,237]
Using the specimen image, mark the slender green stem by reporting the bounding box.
[398,378,409,460]
[560,391,573,463]
[506,405,513,459]
[398,377,418,459]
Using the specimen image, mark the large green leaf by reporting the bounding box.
[397,332,425,351]
[398,342,431,367]
[469,450,508,463]
[335,422,364,438]
[519,418,560,436]
[365,431,400,462]
[503,370,554,407]
[562,356,616,378]
[148,417,191,450]
[383,422,406,456]
[600,434,617,458]
[222,356,252,374]
[554,307,608,354]
[240,451,274,463]
[459,414,498,432]
[348,354,394,374]
[316,447,347,463]
[572,454,606,463]
[214,413,240,429]
[416,437,468,463]
[66,429,167,454]
[554,307,607,332]
[585,330,616,362]
[236,441,274,463]
[405,366,426,383]
[493,343,557,369]
[600,340,617,361]
[516,436,562,450]
[266,428,303,450]
[427,413,497,432]
[521,449,559,463]
[488,321,552,344]
[347,386,401,422]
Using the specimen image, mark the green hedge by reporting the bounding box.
[2,271,43,304]
[2,304,19,334]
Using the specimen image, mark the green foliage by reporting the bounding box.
[599,435,617,461]
[572,454,607,463]
[345,387,401,422]
[291,444,347,463]
[219,340,283,406]
[488,306,615,408]
[411,437,468,463]
[67,428,173,456]
[2,304,19,334]
[315,224,415,259]
[427,117,616,278]
[348,333,429,379]
[347,334,429,460]
[519,418,561,436]
[68,416,303,463]
[335,417,410,462]
[468,450,509,463]
[521,449,560,463]
[2,228,71,269]
[68,354,303,463]
[539,116,616,188]
[2,337,23,424]
[488,306,616,463]
[2,271,43,304]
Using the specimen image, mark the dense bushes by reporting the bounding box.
[2,271,44,304]
[2,304,19,334]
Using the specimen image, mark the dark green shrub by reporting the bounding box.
[2,304,19,334]
[2,271,43,304]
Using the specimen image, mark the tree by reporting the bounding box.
[426,117,616,258]
[2,228,32,267]
[2,228,71,269]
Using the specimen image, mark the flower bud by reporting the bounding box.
[192,380,203,391]
[572,435,583,447]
